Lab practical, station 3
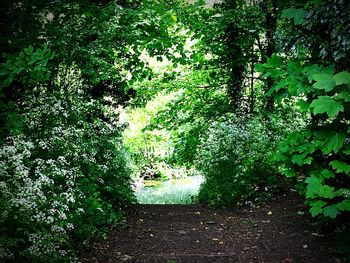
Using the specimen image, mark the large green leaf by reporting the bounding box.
[281,168,297,178]
[323,205,339,219]
[291,154,312,166]
[334,71,350,85]
[264,54,283,68]
[337,199,350,211]
[306,178,334,199]
[318,185,335,199]
[312,73,336,91]
[309,200,326,217]
[321,132,345,154]
[310,96,344,118]
[330,160,350,175]
[306,177,322,198]
[303,64,324,82]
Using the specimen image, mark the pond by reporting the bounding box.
[134,175,205,204]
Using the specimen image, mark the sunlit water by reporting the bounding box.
[134,176,205,204]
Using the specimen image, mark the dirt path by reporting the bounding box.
[80,191,340,262]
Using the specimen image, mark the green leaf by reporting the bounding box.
[24,46,34,55]
[303,64,322,82]
[171,14,177,22]
[291,154,312,166]
[296,99,309,112]
[343,145,350,155]
[335,189,348,197]
[282,8,307,25]
[286,76,305,94]
[334,71,350,85]
[310,206,323,217]
[320,169,335,179]
[255,63,265,72]
[330,160,350,175]
[274,89,288,102]
[312,73,336,91]
[264,54,283,68]
[310,96,344,118]
[309,200,327,217]
[269,69,286,78]
[318,185,335,199]
[335,91,350,102]
[304,156,313,165]
[321,132,345,154]
[306,177,322,198]
[337,199,350,211]
[266,80,287,96]
[323,205,339,219]
[287,61,302,76]
[281,168,297,178]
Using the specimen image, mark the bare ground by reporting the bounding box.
[80,191,342,263]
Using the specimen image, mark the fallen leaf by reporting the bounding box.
[311,232,324,237]
[122,254,133,261]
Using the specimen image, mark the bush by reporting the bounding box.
[0,88,135,262]
[259,55,350,220]
[195,115,280,207]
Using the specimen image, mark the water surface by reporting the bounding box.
[134,175,204,204]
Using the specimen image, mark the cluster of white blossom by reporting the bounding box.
[27,232,56,256]
[0,135,80,258]
[0,87,133,261]
[196,113,300,173]
[196,117,251,172]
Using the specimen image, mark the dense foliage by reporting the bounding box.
[0,0,197,261]
[258,0,350,220]
[196,115,277,207]
[1,0,349,261]
[0,47,135,261]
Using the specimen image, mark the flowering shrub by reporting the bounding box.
[196,114,291,207]
[0,88,134,261]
